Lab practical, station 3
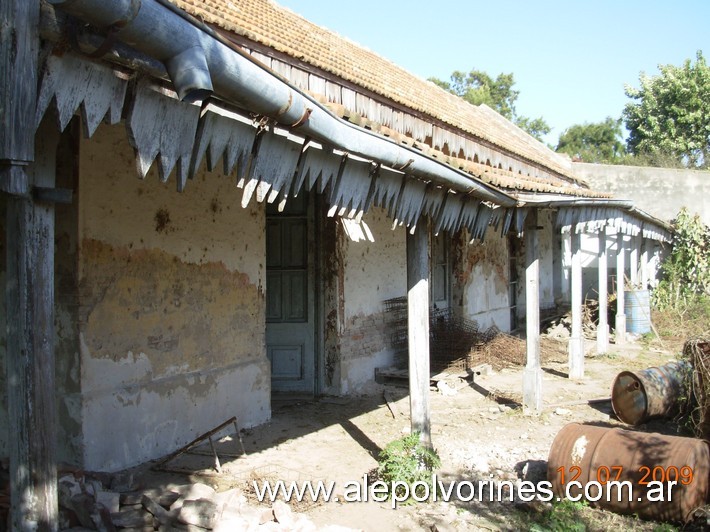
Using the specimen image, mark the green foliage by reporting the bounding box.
[529,500,588,532]
[653,208,710,311]
[430,70,518,119]
[376,432,441,500]
[623,51,710,168]
[430,69,551,141]
[555,117,626,163]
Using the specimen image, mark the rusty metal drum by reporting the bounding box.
[611,361,690,425]
[547,423,710,523]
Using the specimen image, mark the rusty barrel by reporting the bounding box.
[611,361,690,425]
[548,423,710,523]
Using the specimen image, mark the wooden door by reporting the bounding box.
[265,195,316,393]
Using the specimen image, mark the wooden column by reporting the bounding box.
[629,235,639,288]
[597,226,609,355]
[407,218,431,447]
[560,230,572,304]
[2,1,59,530]
[568,228,584,379]
[523,210,542,410]
[5,124,60,531]
[640,238,650,289]
[615,233,627,344]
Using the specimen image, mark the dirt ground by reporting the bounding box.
[127,336,702,531]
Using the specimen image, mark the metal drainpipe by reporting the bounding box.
[47,0,517,207]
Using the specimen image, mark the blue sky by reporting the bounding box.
[274,1,709,146]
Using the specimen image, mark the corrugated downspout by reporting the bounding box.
[47,0,517,207]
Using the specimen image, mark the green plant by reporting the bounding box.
[529,499,588,531]
[653,208,710,316]
[376,432,441,500]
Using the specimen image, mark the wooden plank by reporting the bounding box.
[327,156,373,218]
[6,121,60,530]
[126,79,201,190]
[188,104,255,181]
[241,130,302,207]
[292,146,342,196]
[0,0,39,163]
[35,53,127,137]
[407,218,431,447]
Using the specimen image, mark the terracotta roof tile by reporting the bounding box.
[170,0,580,186]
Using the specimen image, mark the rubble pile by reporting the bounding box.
[24,471,350,531]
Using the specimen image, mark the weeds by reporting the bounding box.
[376,432,441,501]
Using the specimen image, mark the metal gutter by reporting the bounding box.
[47,0,517,207]
[514,193,674,233]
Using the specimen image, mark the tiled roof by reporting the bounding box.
[170,0,580,186]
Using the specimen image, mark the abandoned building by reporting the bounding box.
[1,0,672,526]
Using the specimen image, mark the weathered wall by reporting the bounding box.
[338,208,406,393]
[55,122,83,464]
[78,123,269,471]
[458,226,511,331]
[573,162,710,225]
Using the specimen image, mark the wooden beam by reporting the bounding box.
[615,233,627,344]
[597,226,609,355]
[6,122,60,531]
[523,210,542,410]
[0,0,39,165]
[568,228,584,379]
[407,217,431,447]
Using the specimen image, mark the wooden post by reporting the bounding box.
[560,230,572,304]
[523,210,542,410]
[5,122,60,531]
[568,228,584,379]
[629,235,639,288]
[615,233,626,344]
[1,1,58,529]
[597,226,609,355]
[640,238,650,289]
[407,218,431,447]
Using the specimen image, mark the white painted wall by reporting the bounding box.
[461,226,511,331]
[78,122,270,471]
[338,207,406,392]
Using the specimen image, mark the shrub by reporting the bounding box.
[376,432,441,500]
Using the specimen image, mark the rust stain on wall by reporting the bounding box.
[461,234,510,294]
[79,238,264,379]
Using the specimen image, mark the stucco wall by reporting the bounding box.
[573,162,710,225]
[338,208,406,393]
[77,123,270,471]
[458,226,511,331]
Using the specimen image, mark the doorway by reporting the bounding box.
[265,195,317,394]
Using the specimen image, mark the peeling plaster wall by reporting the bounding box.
[55,123,83,464]
[338,207,406,393]
[458,227,512,331]
[78,123,269,471]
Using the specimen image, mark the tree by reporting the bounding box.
[430,69,551,142]
[555,117,626,163]
[623,51,710,169]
